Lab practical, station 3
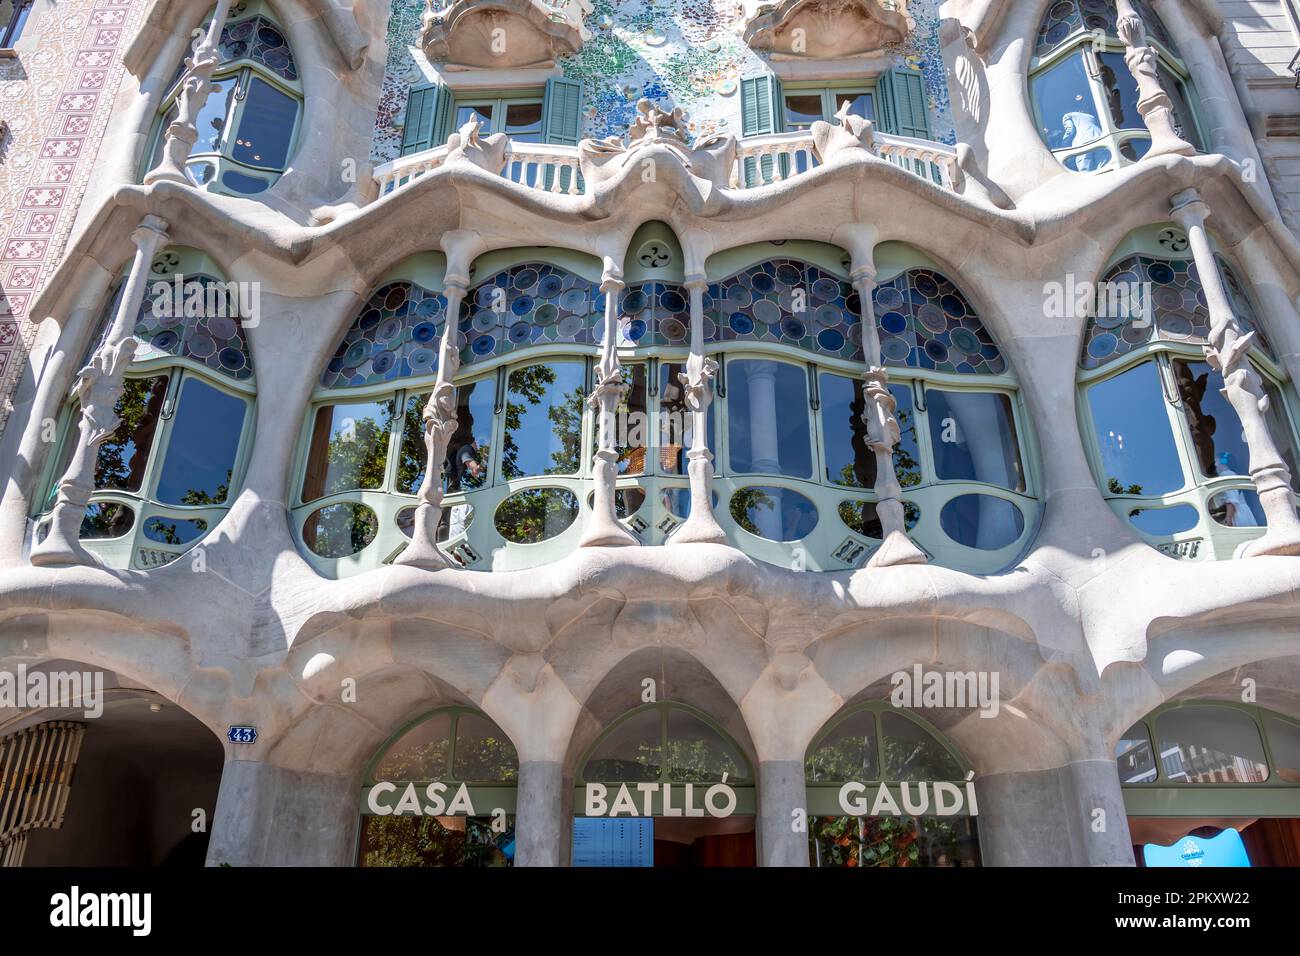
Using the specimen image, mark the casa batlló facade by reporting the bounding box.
[1,0,1299,870]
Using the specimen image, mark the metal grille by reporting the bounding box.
[0,721,85,867]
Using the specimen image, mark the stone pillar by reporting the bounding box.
[514,760,565,867]
[976,759,1135,866]
[668,275,727,545]
[1114,0,1195,160]
[758,759,809,867]
[743,360,784,540]
[851,266,926,567]
[393,276,469,569]
[31,216,170,568]
[580,259,638,548]
[1170,188,1300,558]
[206,760,359,867]
[144,0,234,186]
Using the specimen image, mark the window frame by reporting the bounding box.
[779,81,876,132]
[0,0,33,50]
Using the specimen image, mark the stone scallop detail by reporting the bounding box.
[1080,255,1273,371]
[871,269,1006,375]
[1034,0,1176,58]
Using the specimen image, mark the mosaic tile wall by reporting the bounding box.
[0,0,146,440]
[370,0,955,165]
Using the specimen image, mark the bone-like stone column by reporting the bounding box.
[1170,188,1300,557]
[514,760,565,866]
[1114,0,1195,160]
[758,759,809,867]
[851,264,927,567]
[668,275,727,545]
[31,216,170,568]
[144,0,234,186]
[580,260,639,548]
[393,273,470,570]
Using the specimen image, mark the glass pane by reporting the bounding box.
[820,374,917,489]
[1097,51,1143,131]
[1173,359,1253,482]
[1207,488,1266,529]
[614,364,648,476]
[302,501,378,558]
[493,487,579,543]
[1117,136,1152,163]
[838,499,920,538]
[455,103,493,131]
[1262,378,1300,492]
[1128,503,1199,536]
[2,1,32,47]
[806,710,878,782]
[1116,723,1157,784]
[881,712,962,781]
[396,386,493,499]
[143,516,209,545]
[729,486,818,541]
[221,170,270,194]
[1063,145,1113,173]
[783,94,824,129]
[833,91,873,122]
[96,376,169,493]
[374,712,453,781]
[584,709,663,782]
[192,77,236,155]
[155,378,246,505]
[1159,66,1201,151]
[1031,53,1103,152]
[658,361,714,475]
[810,816,980,867]
[1087,361,1184,496]
[502,362,585,479]
[939,494,1025,550]
[453,713,519,782]
[230,76,297,169]
[300,400,396,503]
[504,102,543,142]
[1156,706,1269,784]
[79,502,134,540]
[359,815,515,868]
[666,709,745,783]
[148,101,180,174]
[727,359,812,478]
[1265,718,1300,784]
[926,390,1025,491]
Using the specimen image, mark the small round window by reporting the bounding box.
[494,488,579,544]
[304,502,379,558]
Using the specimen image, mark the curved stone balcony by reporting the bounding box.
[740,0,911,59]
[420,0,592,71]
[373,128,960,197]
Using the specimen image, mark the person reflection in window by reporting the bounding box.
[1213,452,1260,528]
[1062,112,1103,170]
[1174,361,1218,476]
[446,434,484,539]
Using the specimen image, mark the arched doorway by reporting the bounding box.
[804,702,981,866]
[1119,701,1300,866]
[0,665,223,867]
[573,701,756,867]
[356,707,518,867]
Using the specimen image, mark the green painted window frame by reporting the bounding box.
[1029,24,1205,174]
[803,701,975,817]
[779,81,877,131]
[450,91,545,140]
[1120,701,1300,819]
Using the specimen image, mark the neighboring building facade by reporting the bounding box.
[1,0,1299,868]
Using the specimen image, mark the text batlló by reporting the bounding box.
[837,777,979,817]
[584,781,738,818]
[367,781,477,816]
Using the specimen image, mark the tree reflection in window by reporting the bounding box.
[582,705,749,784]
[95,376,168,493]
[501,362,584,479]
[301,400,397,503]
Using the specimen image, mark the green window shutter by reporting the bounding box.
[541,77,584,146]
[877,68,931,141]
[739,75,783,186]
[401,82,450,156]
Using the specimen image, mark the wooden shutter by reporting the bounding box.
[542,77,583,191]
[739,75,783,186]
[877,68,932,141]
[401,82,451,156]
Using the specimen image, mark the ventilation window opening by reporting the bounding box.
[142,5,303,196]
[1029,0,1203,174]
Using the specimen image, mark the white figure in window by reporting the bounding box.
[1061,111,1104,169]
[1213,452,1260,528]
[447,439,484,539]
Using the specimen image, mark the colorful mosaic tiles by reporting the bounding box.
[321,281,449,388]
[873,269,1007,375]
[0,0,144,440]
[1035,0,1177,59]
[1081,254,1273,370]
[370,0,956,166]
[708,260,865,362]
